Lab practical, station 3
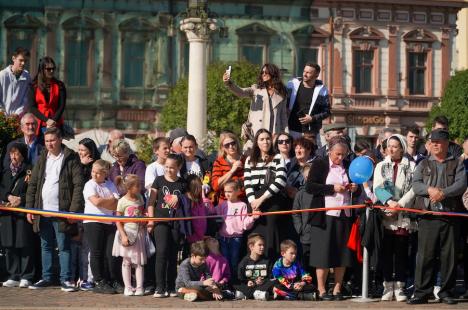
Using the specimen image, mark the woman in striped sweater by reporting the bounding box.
[244,129,287,258]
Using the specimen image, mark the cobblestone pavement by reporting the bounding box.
[0,287,467,310]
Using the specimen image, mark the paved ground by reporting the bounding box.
[0,287,467,310]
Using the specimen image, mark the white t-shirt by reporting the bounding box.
[41,152,64,212]
[144,161,165,190]
[186,159,202,177]
[83,179,120,224]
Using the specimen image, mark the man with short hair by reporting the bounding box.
[3,113,43,167]
[287,63,330,142]
[0,47,31,116]
[99,129,124,163]
[404,127,424,164]
[408,129,467,305]
[430,116,463,158]
[25,127,84,292]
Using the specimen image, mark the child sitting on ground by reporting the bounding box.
[272,239,315,300]
[175,241,223,302]
[204,236,231,288]
[234,233,273,301]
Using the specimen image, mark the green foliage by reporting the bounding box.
[160,61,260,140]
[427,70,468,142]
[134,135,153,164]
[0,112,21,145]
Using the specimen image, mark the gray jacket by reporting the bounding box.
[292,188,314,244]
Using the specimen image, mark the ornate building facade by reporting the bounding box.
[0,0,466,142]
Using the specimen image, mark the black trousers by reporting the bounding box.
[5,247,35,281]
[154,223,179,292]
[84,222,118,283]
[381,230,409,282]
[234,280,274,298]
[414,217,459,299]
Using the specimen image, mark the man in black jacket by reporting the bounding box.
[25,127,84,292]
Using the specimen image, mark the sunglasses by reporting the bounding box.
[277,139,290,145]
[45,67,55,72]
[261,70,270,75]
[223,141,237,148]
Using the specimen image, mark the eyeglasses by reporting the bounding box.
[277,139,290,145]
[223,141,237,148]
[45,67,55,72]
[261,70,270,75]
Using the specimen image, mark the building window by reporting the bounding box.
[297,48,318,75]
[123,40,145,87]
[353,50,373,93]
[408,52,426,95]
[65,33,90,87]
[179,40,190,77]
[240,45,264,66]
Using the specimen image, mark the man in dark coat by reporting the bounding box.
[25,127,84,292]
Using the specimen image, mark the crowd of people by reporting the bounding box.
[0,47,467,305]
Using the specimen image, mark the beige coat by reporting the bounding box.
[226,82,288,137]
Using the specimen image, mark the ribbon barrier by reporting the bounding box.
[0,203,467,222]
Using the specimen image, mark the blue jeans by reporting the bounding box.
[39,217,72,283]
[219,236,242,276]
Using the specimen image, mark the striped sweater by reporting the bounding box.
[211,156,245,202]
[244,153,287,203]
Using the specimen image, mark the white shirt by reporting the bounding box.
[83,179,120,224]
[41,151,64,212]
[186,159,202,177]
[0,66,31,116]
[145,161,166,190]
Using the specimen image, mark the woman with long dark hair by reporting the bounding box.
[29,56,66,136]
[223,64,288,149]
[243,129,287,258]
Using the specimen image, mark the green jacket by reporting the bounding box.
[25,144,84,233]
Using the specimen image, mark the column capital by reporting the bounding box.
[180,17,217,42]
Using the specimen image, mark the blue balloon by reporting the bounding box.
[349,156,374,184]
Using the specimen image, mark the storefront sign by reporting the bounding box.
[346,115,385,125]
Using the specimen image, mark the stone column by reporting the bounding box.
[180,17,217,145]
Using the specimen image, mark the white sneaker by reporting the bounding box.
[235,290,247,300]
[184,292,198,302]
[124,288,134,296]
[134,288,144,296]
[253,290,269,301]
[433,286,441,300]
[381,281,394,301]
[394,281,407,302]
[2,279,20,287]
[19,279,31,288]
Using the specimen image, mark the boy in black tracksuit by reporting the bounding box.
[234,233,273,300]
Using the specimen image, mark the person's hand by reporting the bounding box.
[428,187,445,203]
[7,195,21,207]
[250,197,264,211]
[299,114,313,125]
[46,119,56,128]
[147,222,155,234]
[255,277,264,285]
[247,280,255,287]
[80,155,93,165]
[293,281,305,291]
[231,160,243,173]
[334,184,346,193]
[26,213,35,224]
[212,292,223,300]
[349,183,358,193]
[167,195,179,208]
[222,72,231,84]
[203,278,215,286]
[121,234,129,247]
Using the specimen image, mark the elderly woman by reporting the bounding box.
[211,132,245,205]
[305,136,358,301]
[0,142,35,287]
[223,64,288,149]
[286,137,316,198]
[244,129,287,258]
[108,139,146,195]
[373,134,416,302]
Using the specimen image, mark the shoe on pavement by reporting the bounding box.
[134,288,144,296]
[394,281,407,302]
[2,279,20,287]
[167,290,178,297]
[93,280,116,294]
[407,296,429,304]
[184,292,198,302]
[433,285,441,300]
[235,290,246,300]
[124,287,134,296]
[440,296,458,305]
[153,290,166,298]
[381,281,394,301]
[112,281,124,294]
[253,290,269,301]
[80,281,95,291]
[19,279,31,288]
[29,279,53,290]
[61,281,77,292]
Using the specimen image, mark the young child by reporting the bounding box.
[175,241,223,302]
[183,175,207,245]
[83,160,120,294]
[217,180,258,274]
[112,174,147,296]
[272,239,315,301]
[147,153,186,298]
[234,233,273,301]
[204,236,231,288]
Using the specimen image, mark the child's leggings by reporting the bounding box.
[122,258,144,290]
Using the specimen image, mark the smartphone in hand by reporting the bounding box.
[226,65,231,78]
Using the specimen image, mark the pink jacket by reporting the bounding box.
[217,201,257,238]
[206,253,231,284]
[186,200,207,244]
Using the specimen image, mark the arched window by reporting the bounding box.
[119,18,156,88]
[349,27,385,94]
[4,15,42,71]
[62,17,99,87]
[236,23,275,66]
